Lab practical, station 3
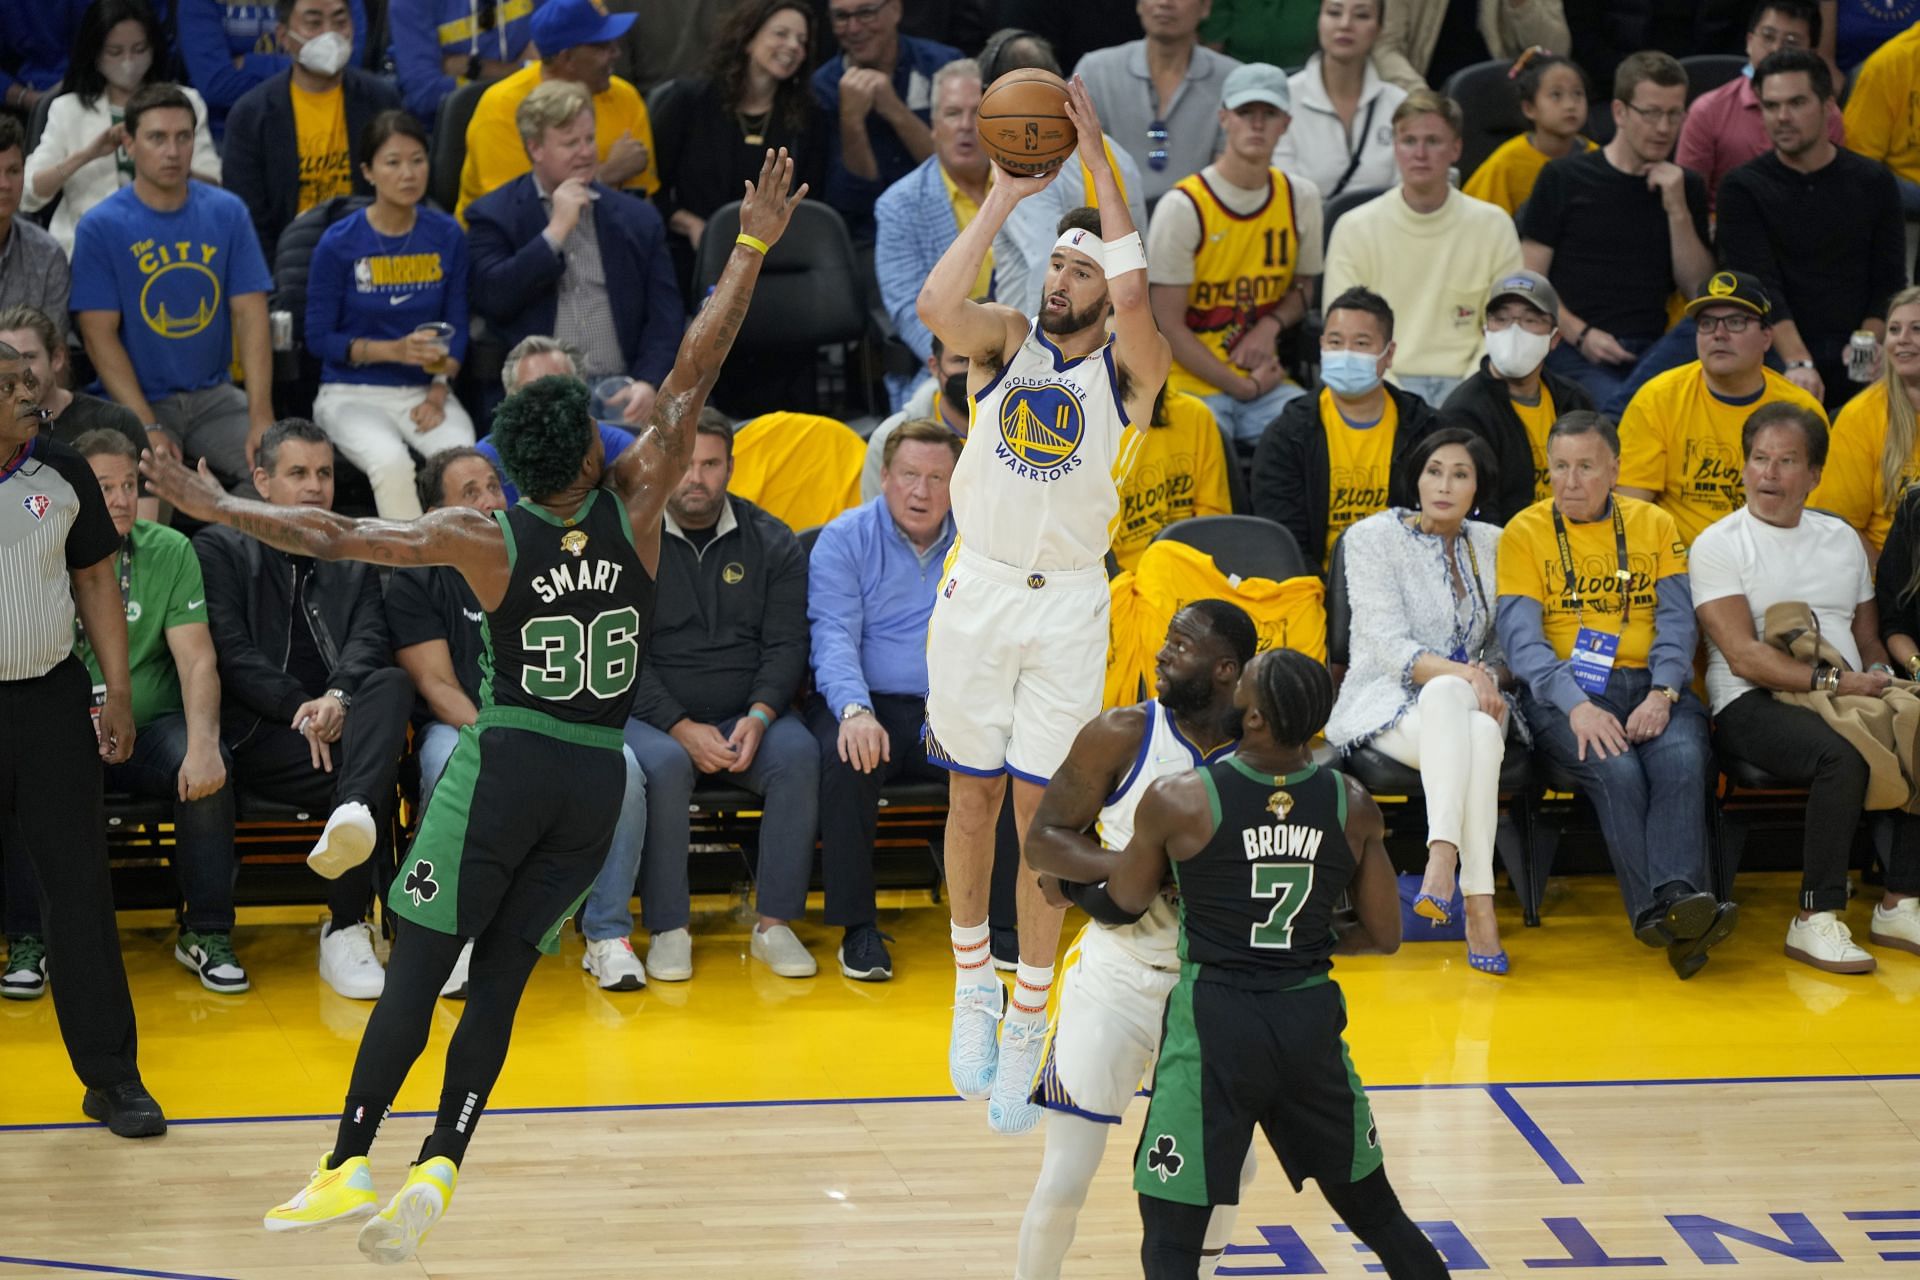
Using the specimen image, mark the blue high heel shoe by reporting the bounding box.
[1413,894,1453,926]
[1468,948,1510,975]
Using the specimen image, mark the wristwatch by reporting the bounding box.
[1784,359,1816,371]
[840,702,873,722]
[1654,685,1680,704]
[325,687,353,710]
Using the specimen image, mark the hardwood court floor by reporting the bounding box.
[4,872,1920,1278]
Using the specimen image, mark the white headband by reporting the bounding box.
[1052,228,1105,270]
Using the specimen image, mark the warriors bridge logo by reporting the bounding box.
[133,238,222,340]
[996,383,1086,481]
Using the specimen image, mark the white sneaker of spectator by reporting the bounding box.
[750,924,817,978]
[1785,911,1876,974]
[645,927,693,982]
[439,939,474,1000]
[1870,899,1920,956]
[583,937,648,990]
[319,921,387,999]
[307,802,378,880]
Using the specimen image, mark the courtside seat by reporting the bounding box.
[1711,733,1812,904]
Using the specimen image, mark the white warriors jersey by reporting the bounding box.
[952,318,1144,572]
[1094,700,1237,967]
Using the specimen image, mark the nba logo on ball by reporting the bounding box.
[996,384,1085,480]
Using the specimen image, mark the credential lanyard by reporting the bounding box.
[1551,502,1631,629]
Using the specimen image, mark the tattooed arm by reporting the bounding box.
[136,454,514,609]
[608,147,807,573]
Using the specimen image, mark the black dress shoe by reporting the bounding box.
[1635,890,1719,947]
[1667,901,1740,980]
[82,1081,167,1138]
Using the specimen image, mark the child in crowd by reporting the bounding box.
[1463,48,1595,216]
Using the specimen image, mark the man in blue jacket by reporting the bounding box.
[388,0,540,126]
[221,0,400,259]
[467,78,682,427]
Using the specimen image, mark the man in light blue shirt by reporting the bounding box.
[804,418,960,982]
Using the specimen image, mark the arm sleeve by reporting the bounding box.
[1712,172,1791,323]
[383,570,448,651]
[68,213,117,313]
[331,568,394,691]
[160,536,209,629]
[1496,593,1588,714]
[62,454,119,569]
[632,662,690,731]
[389,0,458,123]
[1062,878,1148,926]
[305,226,353,365]
[466,199,567,325]
[874,184,934,360]
[194,532,308,722]
[628,206,684,385]
[176,0,290,112]
[806,522,872,713]
[1647,574,1698,692]
[749,531,812,712]
[227,196,276,294]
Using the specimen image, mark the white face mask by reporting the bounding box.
[294,29,352,77]
[1485,324,1552,379]
[99,52,152,91]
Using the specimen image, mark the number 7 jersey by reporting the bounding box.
[481,488,655,731]
[1174,756,1354,981]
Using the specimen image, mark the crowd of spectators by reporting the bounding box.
[6,0,1920,1020]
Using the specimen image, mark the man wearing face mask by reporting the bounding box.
[1440,270,1595,525]
[1251,285,1438,571]
[221,0,401,259]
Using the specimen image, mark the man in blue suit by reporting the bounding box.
[466,78,683,426]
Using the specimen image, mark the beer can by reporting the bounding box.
[270,309,294,353]
[1848,330,1879,383]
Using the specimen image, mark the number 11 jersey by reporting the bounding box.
[483,488,654,731]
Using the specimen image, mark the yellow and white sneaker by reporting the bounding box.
[357,1156,458,1265]
[262,1152,377,1231]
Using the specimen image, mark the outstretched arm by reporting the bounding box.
[1062,76,1170,407]
[137,453,512,607]
[609,148,808,543]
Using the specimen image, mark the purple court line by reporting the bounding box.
[4,1072,1918,1136]
[1486,1085,1583,1185]
[0,1257,238,1280]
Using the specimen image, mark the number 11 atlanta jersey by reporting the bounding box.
[485,489,653,728]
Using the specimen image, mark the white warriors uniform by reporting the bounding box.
[923,311,1145,783]
[1031,701,1234,1122]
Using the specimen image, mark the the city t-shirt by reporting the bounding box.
[69,181,274,403]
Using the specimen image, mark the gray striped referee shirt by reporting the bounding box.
[0,435,121,681]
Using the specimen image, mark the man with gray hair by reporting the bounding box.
[467,78,683,428]
[874,58,1029,409]
[475,335,642,505]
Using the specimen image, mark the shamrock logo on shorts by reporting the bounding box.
[403,859,439,907]
[1146,1134,1183,1182]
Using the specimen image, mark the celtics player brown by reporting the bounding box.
[1027,648,1447,1280]
[140,149,809,1266]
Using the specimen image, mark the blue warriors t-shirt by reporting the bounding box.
[69,182,275,403]
[305,207,470,387]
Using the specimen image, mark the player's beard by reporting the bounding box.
[1156,669,1214,718]
[1039,296,1106,336]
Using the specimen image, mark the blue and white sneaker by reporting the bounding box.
[987,1015,1048,1135]
[949,981,1002,1100]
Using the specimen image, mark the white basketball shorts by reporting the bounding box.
[923,545,1108,785]
[1030,924,1180,1123]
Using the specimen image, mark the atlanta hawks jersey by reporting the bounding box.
[1164,167,1301,399]
[1095,700,1237,966]
[955,318,1143,572]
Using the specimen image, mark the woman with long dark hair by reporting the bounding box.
[23,0,220,255]
[650,0,823,297]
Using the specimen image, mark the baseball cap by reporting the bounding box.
[1221,63,1290,114]
[1485,269,1560,321]
[530,0,636,56]
[1684,270,1773,321]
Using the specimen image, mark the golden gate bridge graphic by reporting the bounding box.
[1000,388,1082,468]
[150,296,217,338]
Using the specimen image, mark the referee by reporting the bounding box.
[0,340,165,1137]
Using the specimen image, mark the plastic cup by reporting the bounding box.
[593,375,637,422]
[415,321,455,373]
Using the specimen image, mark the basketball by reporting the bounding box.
[977,69,1077,176]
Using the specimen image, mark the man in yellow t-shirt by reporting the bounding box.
[1843,22,1920,193]
[1495,410,1733,977]
[455,0,658,218]
[1250,286,1438,571]
[1109,390,1234,571]
[1617,270,1829,546]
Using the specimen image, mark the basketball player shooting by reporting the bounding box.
[1028,649,1447,1280]
[916,76,1171,1136]
[140,149,806,1266]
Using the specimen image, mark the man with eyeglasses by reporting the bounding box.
[1073,0,1242,206]
[1718,48,1903,410]
[1616,271,1828,547]
[1520,51,1711,414]
[1440,270,1596,525]
[1675,1,1842,208]
[812,0,960,243]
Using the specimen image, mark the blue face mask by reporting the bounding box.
[1320,349,1383,397]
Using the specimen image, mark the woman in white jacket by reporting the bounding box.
[1272,0,1405,202]
[23,0,221,257]
[1325,427,1521,971]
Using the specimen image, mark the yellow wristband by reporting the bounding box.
[736,233,769,255]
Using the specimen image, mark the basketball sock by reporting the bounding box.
[333,1095,390,1163]
[1195,1143,1255,1274]
[952,920,993,990]
[417,1084,490,1168]
[1009,961,1053,1024]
